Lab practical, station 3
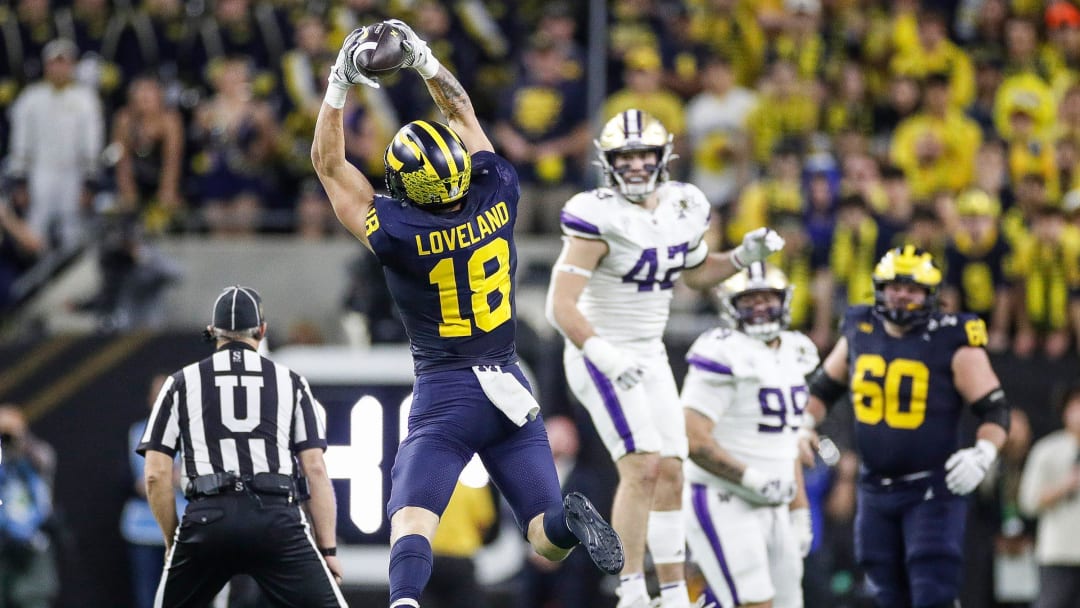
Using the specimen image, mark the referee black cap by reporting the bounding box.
[211,285,264,331]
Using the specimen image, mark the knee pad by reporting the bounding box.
[647,510,686,565]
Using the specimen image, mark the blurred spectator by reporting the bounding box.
[975,138,1016,213]
[823,61,875,141]
[73,211,183,331]
[294,180,339,240]
[0,404,58,608]
[6,38,104,252]
[943,190,1016,351]
[602,45,685,143]
[655,5,706,99]
[494,34,589,235]
[605,0,667,90]
[684,52,757,209]
[802,450,862,608]
[55,0,122,99]
[424,481,497,608]
[889,72,982,200]
[111,76,185,235]
[727,138,804,246]
[996,75,1059,200]
[770,211,816,332]
[189,56,279,235]
[188,0,285,96]
[518,415,611,608]
[829,193,878,308]
[1019,383,1080,608]
[745,58,818,165]
[902,205,948,263]
[120,374,186,608]
[1012,204,1080,359]
[769,0,825,82]
[0,0,61,89]
[871,72,922,145]
[687,0,765,87]
[1045,2,1080,99]
[969,51,1006,137]
[891,8,975,109]
[533,3,584,87]
[873,164,915,257]
[103,0,192,88]
[0,193,44,310]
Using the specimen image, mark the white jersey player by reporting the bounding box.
[546,109,784,608]
[681,262,817,608]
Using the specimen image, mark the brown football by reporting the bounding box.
[352,22,407,75]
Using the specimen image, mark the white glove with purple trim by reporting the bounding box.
[731,227,785,269]
[583,336,645,391]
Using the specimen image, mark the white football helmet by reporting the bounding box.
[595,109,674,202]
[717,262,792,342]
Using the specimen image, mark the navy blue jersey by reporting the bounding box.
[842,306,987,477]
[366,151,520,374]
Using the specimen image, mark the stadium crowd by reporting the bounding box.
[2,0,1080,607]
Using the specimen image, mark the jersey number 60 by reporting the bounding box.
[851,355,929,429]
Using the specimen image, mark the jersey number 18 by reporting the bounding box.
[428,237,512,337]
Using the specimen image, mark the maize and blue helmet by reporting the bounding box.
[717,261,792,342]
[871,245,942,328]
[595,109,674,202]
[384,120,472,210]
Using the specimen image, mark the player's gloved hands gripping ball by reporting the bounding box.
[790,508,813,558]
[732,227,785,269]
[741,466,797,506]
[385,19,442,79]
[325,28,380,108]
[583,336,645,391]
[945,439,998,495]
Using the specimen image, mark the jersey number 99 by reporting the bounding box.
[428,238,512,337]
[851,355,929,429]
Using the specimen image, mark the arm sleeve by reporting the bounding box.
[291,374,328,452]
[681,334,737,421]
[136,375,181,456]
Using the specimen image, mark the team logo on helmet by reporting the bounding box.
[717,262,792,342]
[384,120,472,210]
[595,109,674,202]
[871,245,942,328]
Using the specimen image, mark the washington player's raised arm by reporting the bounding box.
[545,236,608,349]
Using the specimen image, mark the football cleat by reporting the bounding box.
[563,492,625,575]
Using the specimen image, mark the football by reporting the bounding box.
[352,22,408,76]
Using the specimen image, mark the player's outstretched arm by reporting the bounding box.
[799,337,850,466]
[312,30,377,249]
[546,236,607,349]
[686,408,795,505]
[945,345,1009,495]
[390,19,493,154]
[682,227,785,290]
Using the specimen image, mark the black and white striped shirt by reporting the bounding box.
[136,342,327,478]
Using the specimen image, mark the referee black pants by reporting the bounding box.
[156,493,346,608]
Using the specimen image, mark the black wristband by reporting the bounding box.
[319,546,337,557]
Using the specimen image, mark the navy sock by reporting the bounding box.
[543,504,578,550]
[388,534,433,604]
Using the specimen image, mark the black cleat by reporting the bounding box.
[563,491,625,575]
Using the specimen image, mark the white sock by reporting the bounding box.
[619,573,648,602]
[660,581,690,608]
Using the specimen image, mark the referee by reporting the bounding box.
[137,286,347,607]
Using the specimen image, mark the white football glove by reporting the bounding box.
[731,227,785,269]
[582,336,645,391]
[741,467,797,506]
[790,508,813,557]
[327,28,380,104]
[945,439,997,495]
[385,19,441,78]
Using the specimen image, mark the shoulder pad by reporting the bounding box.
[841,305,875,336]
[928,312,988,349]
[560,189,615,239]
[686,327,738,374]
[782,331,821,366]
